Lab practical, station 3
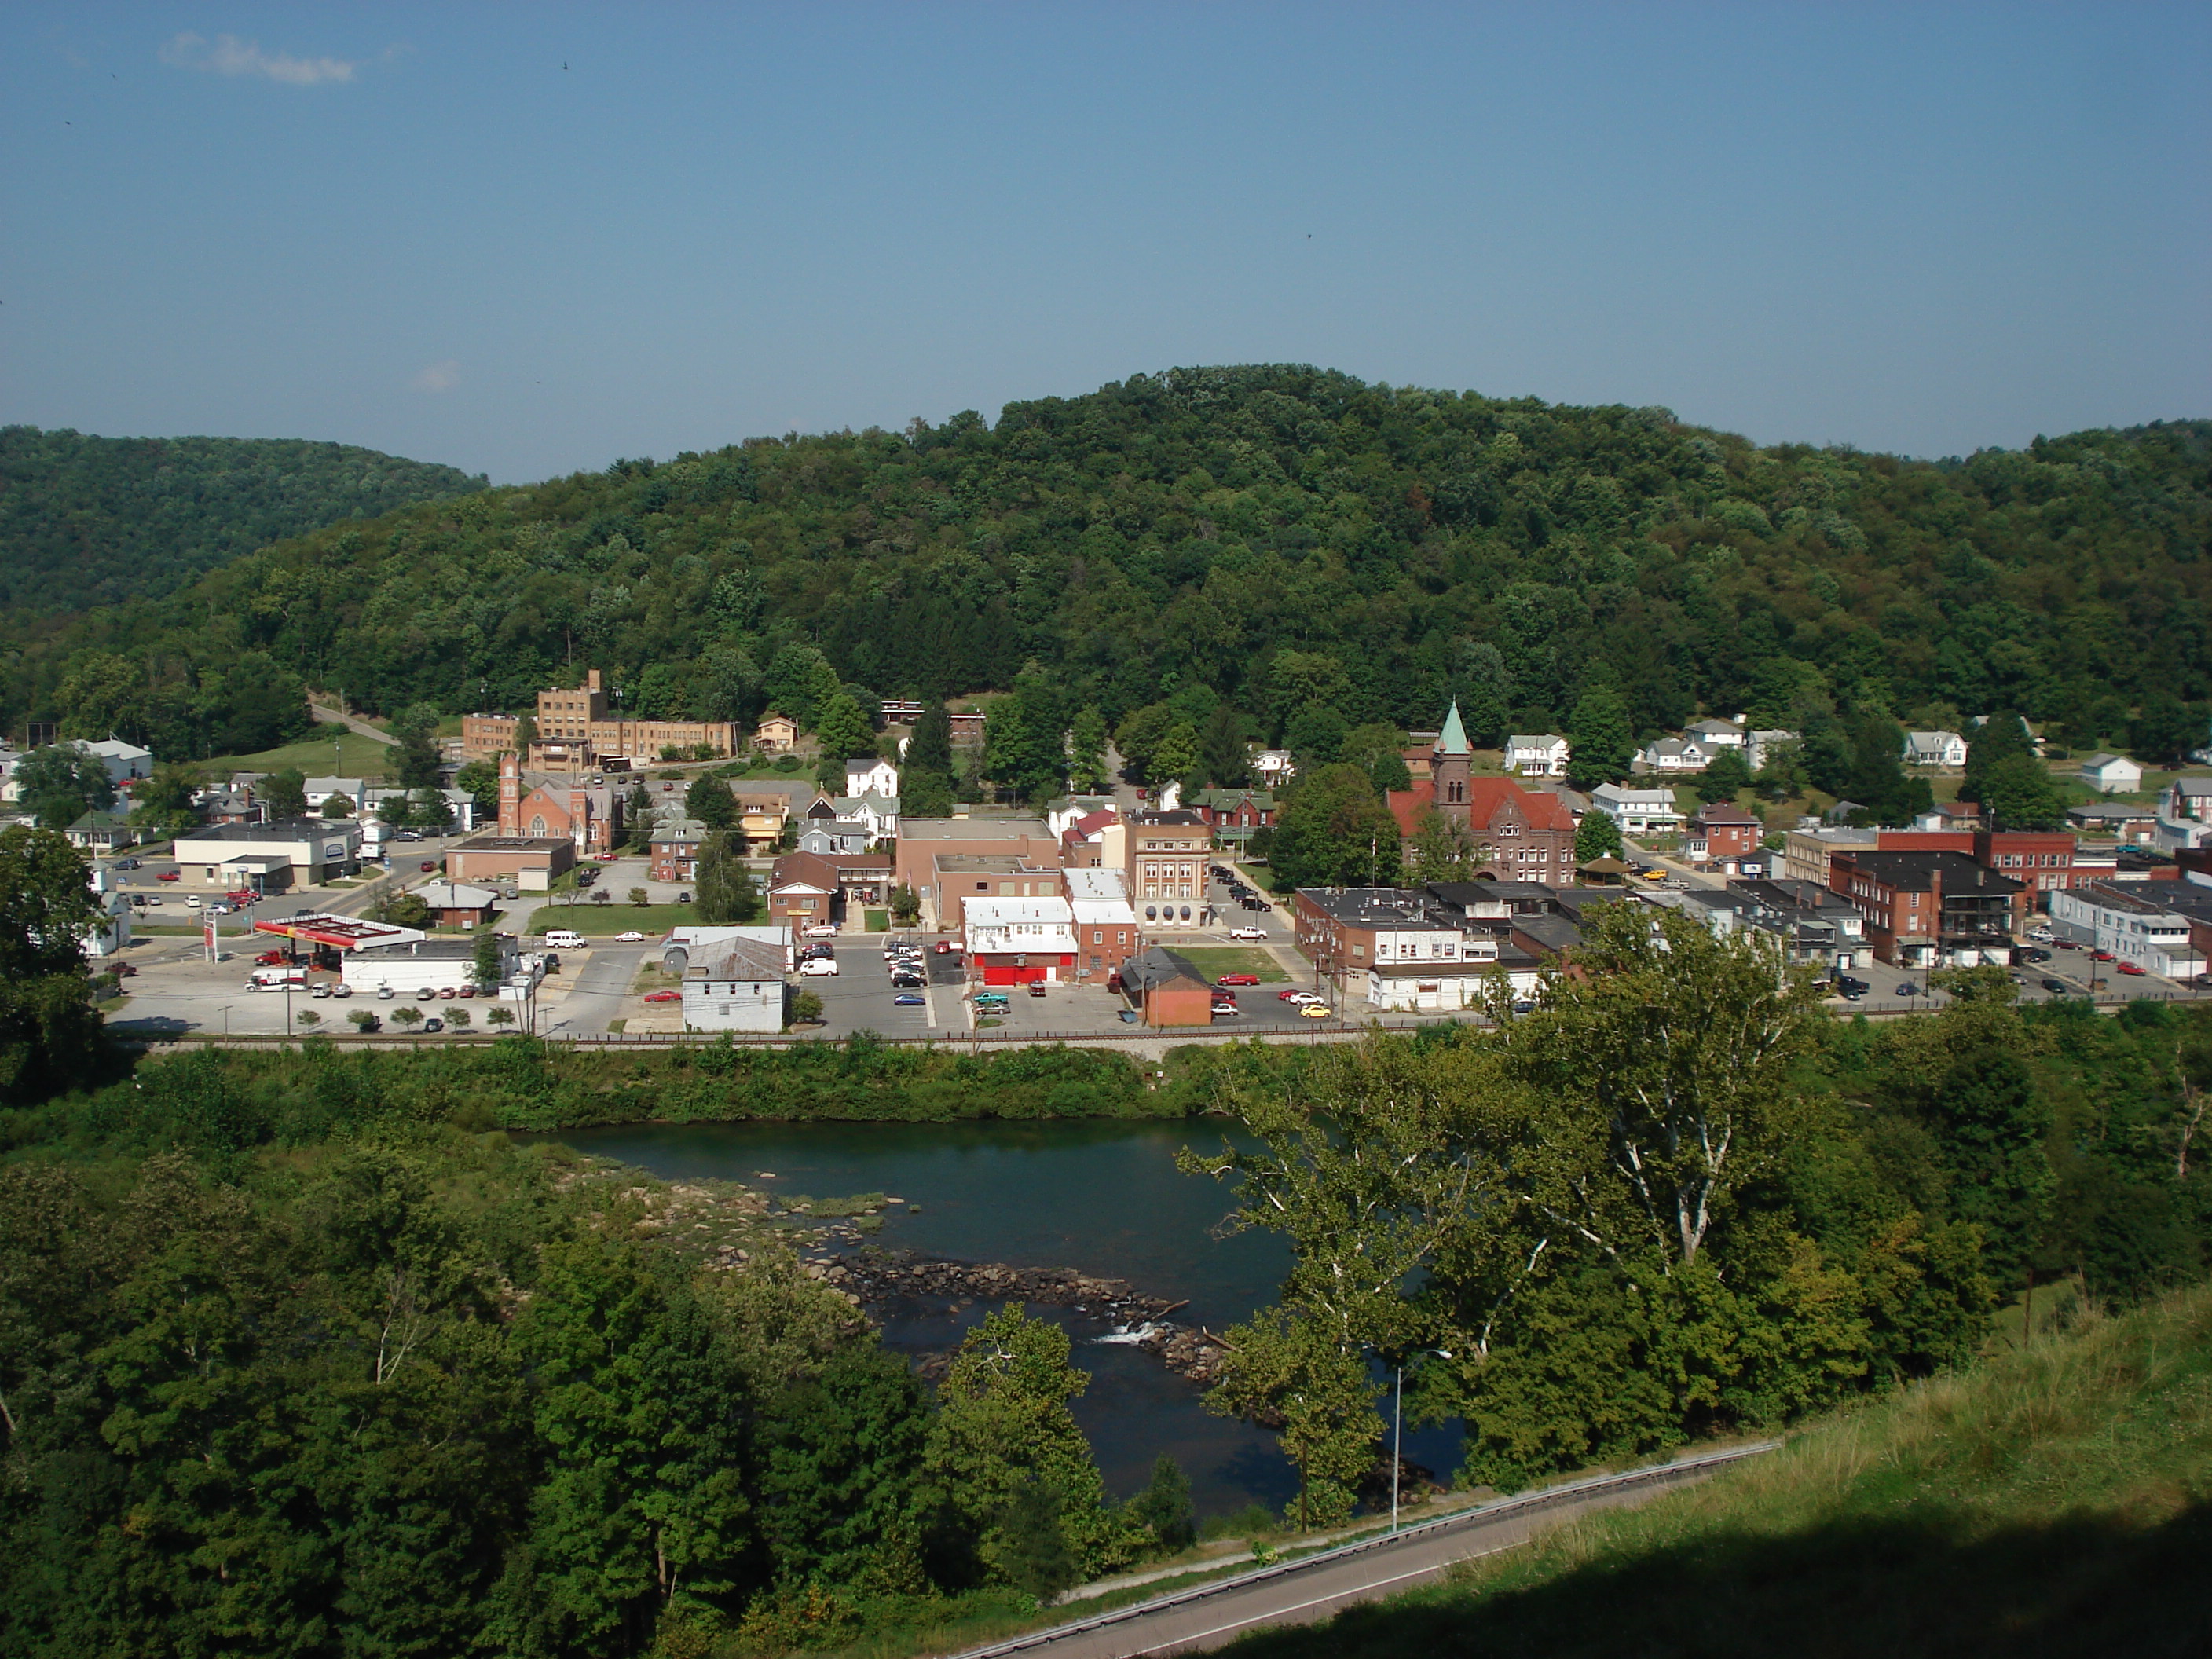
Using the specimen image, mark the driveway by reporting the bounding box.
[539,943,650,1036]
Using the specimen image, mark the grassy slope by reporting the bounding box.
[1227,1281,2212,1659]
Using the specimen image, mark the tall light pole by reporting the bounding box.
[1392,1347,1452,1532]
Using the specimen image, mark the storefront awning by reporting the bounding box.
[253,914,424,951]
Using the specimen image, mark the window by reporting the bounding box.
[1093,929,1103,944]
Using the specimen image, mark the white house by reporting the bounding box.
[1065,866,1141,983]
[1686,718,1746,750]
[2158,777,2212,852]
[1903,731,1969,768]
[2077,753,2144,795]
[1591,783,1687,837]
[845,757,899,799]
[680,936,789,1033]
[1252,750,1296,786]
[1504,734,1570,777]
[1636,738,1714,774]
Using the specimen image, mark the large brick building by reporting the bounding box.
[495,753,625,857]
[1828,848,2026,967]
[1385,703,1578,882]
[462,668,742,767]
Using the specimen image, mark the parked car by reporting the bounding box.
[376,986,394,1000]
[311,983,332,1000]
[2091,949,2115,961]
[1896,983,1921,997]
[207,903,233,917]
[1298,1003,1331,1019]
[799,958,840,976]
[2019,948,2051,964]
[421,1017,444,1033]
[1216,972,1261,987]
[2042,977,2072,994]
[331,983,352,999]
[891,974,925,990]
[157,870,179,881]
[1210,1002,1241,1016]
[1228,926,1268,941]
[438,986,458,998]
[615,930,646,942]
[677,891,692,903]
[803,923,838,937]
[643,990,681,1003]
[116,858,141,870]
[2116,961,2148,976]
[893,993,927,1006]
[1838,984,1867,1001]
[1028,981,1046,997]
[416,987,436,1002]
[2196,974,2212,991]
[935,940,960,954]
[457,984,475,998]
[2055,939,2082,950]
[419,861,437,873]
[185,895,203,908]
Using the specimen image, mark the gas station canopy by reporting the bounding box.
[252,914,426,951]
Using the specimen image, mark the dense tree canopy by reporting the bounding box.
[4,372,2205,769]
[0,426,483,615]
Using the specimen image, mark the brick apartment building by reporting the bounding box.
[1125,809,1213,909]
[1828,848,2026,967]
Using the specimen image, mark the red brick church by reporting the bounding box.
[1385,702,1578,882]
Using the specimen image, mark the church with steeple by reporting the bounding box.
[1385,700,1579,881]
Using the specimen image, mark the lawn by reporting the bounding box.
[866,909,889,932]
[197,728,397,780]
[1173,946,1289,982]
[535,902,698,936]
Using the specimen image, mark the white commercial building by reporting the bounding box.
[1591,783,1687,837]
[342,936,517,996]
[962,895,1079,983]
[679,936,788,1033]
[171,818,362,890]
[664,925,795,975]
[2047,883,2204,980]
[1064,866,1141,984]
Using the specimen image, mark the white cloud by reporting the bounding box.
[159,32,359,86]
[411,361,462,394]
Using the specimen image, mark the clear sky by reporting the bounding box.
[4,3,2207,483]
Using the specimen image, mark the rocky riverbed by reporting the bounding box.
[824,1247,1230,1386]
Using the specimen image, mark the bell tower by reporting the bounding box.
[498,750,521,835]
[1432,701,1473,831]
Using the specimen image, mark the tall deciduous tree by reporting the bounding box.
[1566,675,1634,788]
[13,745,115,830]
[0,825,104,1097]
[687,775,738,830]
[1269,764,1402,888]
[1573,806,1624,862]
[1068,706,1111,793]
[262,767,309,820]
[1960,711,2032,803]
[1978,753,2068,830]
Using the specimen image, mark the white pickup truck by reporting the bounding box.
[1227,925,1269,941]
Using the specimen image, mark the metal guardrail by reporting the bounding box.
[947,1439,1783,1659]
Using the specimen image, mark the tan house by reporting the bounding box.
[753,713,799,753]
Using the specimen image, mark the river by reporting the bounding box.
[539,1117,1464,1518]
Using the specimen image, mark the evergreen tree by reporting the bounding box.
[1844,712,1934,825]
[813,693,875,764]
[1125,1456,1196,1552]
[1196,705,1247,790]
[392,705,445,789]
[906,700,954,778]
[1566,674,1634,788]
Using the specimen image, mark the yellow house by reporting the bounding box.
[753,712,799,753]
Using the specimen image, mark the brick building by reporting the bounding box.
[1125,810,1213,909]
[1064,867,1141,985]
[496,753,624,857]
[1687,803,1763,871]
[1828,848,2025,967]
[1385,705,1577,883]
[462,668,741,767]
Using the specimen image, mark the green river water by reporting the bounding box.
[541,1117,1464,1518]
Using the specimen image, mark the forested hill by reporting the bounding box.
[5,369,2207,756]
[0,426,485,616]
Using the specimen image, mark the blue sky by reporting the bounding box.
[4,3,2207,483]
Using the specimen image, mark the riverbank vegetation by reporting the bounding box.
[0,1046,1208,1658]
[1184,906,2212,1524]
[1224,1274,2212,1658]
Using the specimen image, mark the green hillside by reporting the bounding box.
[0,426,484,616]
[2,370,2205,778]
[1228,1276,2212,1659]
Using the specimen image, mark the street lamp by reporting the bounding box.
[1391,1347,1452,1532]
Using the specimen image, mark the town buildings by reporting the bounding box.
[1903,731,1969,768]
[648,816,706,884]
[1686,803,1762,872]
[765,850,892,925]
[495,753,624,858]
[445,833,577,887]
[1123,809,1213,910]
[679,936,789,1033]
[2156,777,2212,853]
[2078,753,2144,794]
[1591,783,1686,838]
[1121,947,1218,1027]
[2047,882,2207,980]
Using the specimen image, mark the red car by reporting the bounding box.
[156,870,179,881]
[1217,972,1261,987]
[254,950,287,966]
[643,990,681,1003]
[420,861,437,873]
[2090,949,2115,961]
[1278,988,1302,1001]
[2116,961,2147,976]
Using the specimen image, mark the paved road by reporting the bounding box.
[308,703,397,744]
[958,1444,1778,1658]
[540,943,650,1035]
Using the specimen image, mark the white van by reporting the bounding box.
[542,929,588,952]
[247,967,309,991]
